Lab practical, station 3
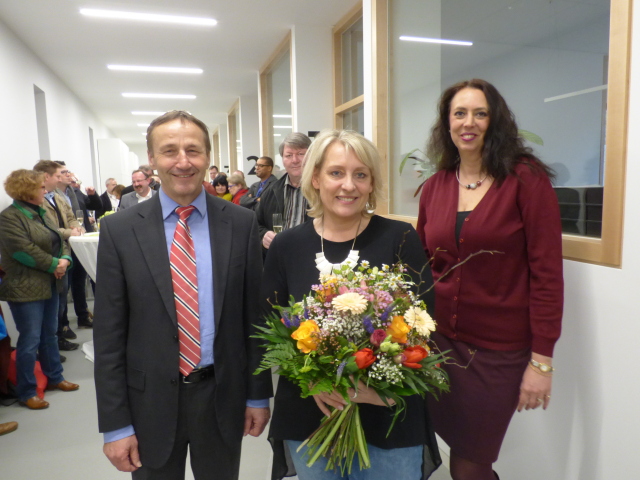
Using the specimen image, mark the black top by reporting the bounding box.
[261,215,441,479]
[455,211,471,242]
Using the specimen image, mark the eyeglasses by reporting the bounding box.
[255,163,271,168]
[60,170,69,174]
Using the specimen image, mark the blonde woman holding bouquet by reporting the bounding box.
[260,130,441,480]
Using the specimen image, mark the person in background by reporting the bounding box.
[240,156,276,211]
[228,174,248,205]
[261,130,441,479]
[208,165,219,182]
[417,79,563,480]
[0,169,79,410]
[33,160,81,352]
[112,184,125,202]
[120,165,160,197]
[98,178,119,217]
[232,170,245,180]
[94,110,272,479]
[212,175,233,201]
[119,169,157,210]
[256,133,311,252]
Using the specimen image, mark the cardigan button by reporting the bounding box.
[452,314,457,319]
[459,238,464,243]
[171,378,178,386]
[454,296,458,301]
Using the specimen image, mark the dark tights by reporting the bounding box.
[449,451,498,480]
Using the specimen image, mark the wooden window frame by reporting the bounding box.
[227,100,240,173]
[377,0,632,267]
[211,127,220,168]
[333,4,365,131]
[259,32,292,158]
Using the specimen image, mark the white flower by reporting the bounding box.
[332,292,368,315]
[404,307,436,336]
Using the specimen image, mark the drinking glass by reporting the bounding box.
[272,213,283,234]
[75,210,85,234]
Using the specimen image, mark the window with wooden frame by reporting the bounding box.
[377,0,630,267]
[333,4,364,135]
[259,33,292,163]
[211,127,220,169]
[227,100,240,173]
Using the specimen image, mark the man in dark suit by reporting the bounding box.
[94,111,272,479]
[97,177,118,217]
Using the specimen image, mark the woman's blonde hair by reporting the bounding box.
[301,130,384,219]
[4,169,44,202]
[227,173,247,189]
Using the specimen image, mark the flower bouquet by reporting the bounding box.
[254,260,449,474]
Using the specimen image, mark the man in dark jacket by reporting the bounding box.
[239,157,277,211]
[256,133,311,253]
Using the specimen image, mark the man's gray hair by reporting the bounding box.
[279,132,311,157]
[105,177,115,186]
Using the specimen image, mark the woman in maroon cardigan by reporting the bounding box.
[417,79,563,480]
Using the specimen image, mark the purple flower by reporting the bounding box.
[337,360,347,377]
[282,312,291,328]
[362,315,374,334]
[303,308,310,319]
[380,304,394,323]
[291,315,301,327]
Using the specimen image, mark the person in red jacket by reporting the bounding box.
[417,79,563,480]
[228,173,249,205]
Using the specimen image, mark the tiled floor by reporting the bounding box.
[0,302,452,480]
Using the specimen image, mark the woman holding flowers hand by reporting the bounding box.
[260,130,443,480]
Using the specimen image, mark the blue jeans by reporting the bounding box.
[286,440,423,480]
[8,284,65,401]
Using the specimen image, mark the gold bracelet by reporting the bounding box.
[529,359,554,375]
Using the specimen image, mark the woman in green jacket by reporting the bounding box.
[0,170,79,409]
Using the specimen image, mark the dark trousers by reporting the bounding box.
[56,275,69,335]
[132,376,242,480]
[69,250,90,323]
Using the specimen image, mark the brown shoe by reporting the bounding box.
[0,421,18,435]
[46,380,79,392]
[19,396,49,409]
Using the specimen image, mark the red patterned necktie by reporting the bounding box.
[170,205,200,376]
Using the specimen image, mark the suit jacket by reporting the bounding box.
[74,188,102,233]
[239,174,277,211]
[97,191,113,218]
[93,193,272,469]
[118,189,157,210]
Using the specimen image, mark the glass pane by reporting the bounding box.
[390,0,610,238]
[342,17,364,103]
[342,104,365,136]
[267,51,292,167]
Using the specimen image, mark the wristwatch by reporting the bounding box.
[530,359,554,373]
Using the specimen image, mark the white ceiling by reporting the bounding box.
[0,0,358,148]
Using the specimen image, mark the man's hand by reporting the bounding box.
[243,407,270,437]
[103,435,142,472]
[262,231,276,249]
[70,227,82,237]
[86,186,96,195]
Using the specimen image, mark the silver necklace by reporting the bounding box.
[315,216,362,275]
[456,165,487,190]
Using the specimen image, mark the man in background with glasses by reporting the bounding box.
[256,133,311,252]
[240,156,276,211]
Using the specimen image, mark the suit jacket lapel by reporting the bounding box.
[208,196,231,332]
[132,196,177,326]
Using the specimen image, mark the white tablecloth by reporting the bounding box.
[69,233,99,281]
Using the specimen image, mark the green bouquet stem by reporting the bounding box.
[299,402,371,474]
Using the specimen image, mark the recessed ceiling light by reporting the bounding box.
[123,93,196,99]
[109,65,203,74]
[132,111,165,115]
[399,35,473,46]
[80,9,217,26]
[273,125,293,129]
[273,114,292,118]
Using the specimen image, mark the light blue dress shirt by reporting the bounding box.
[104,188,267,444]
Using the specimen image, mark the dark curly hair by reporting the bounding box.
[427,79,554,184]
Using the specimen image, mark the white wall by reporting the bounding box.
[291,24,334,135]
[0,18,116,208]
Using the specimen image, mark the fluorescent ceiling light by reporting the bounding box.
[123,93,196,99]
[273,125,293,129]
[273,114,292,118]
[399,35,473,46]
[273,134,282,137]
[80,9,217,26]
[108,65,203,74]
[132,111,165,115]
[544,85,607,103]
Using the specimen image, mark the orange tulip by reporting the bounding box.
[354,348,376,369]
[402,345,428,369]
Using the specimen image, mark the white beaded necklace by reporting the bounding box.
[315,216,362,275]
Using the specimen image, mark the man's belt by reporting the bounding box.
[181,365,215,384]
